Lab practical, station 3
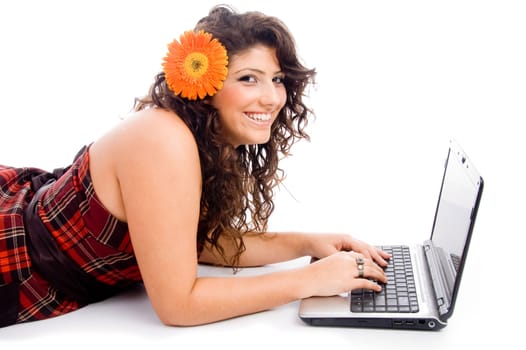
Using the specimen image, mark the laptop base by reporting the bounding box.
[300,315,446,330]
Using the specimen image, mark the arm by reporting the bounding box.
[96,109,387,326]
[198,232,308,267]
[199,231,391,268]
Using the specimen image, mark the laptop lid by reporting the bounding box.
[424,139,484,321]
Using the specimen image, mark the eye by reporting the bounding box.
[239,75,257,83]
[273,76,285,84]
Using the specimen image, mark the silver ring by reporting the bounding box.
[356,257,364,278]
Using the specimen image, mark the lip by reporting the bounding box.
[243,112,273,126]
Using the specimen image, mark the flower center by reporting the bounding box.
[184,52,209,78]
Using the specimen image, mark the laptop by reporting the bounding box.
[298,139,484,330]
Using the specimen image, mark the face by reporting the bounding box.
[211,45,287,147]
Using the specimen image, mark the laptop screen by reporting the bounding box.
[429,140,483,319]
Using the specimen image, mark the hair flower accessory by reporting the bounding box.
[163,30,228,100]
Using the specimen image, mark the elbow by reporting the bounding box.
[158,315,186,327]
[158,314,194,327]
[148,281,213,326]
[154,302,206,327]
[156,309,195,327]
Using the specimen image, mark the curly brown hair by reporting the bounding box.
[134,5,316,267]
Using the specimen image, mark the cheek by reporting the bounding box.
[279,89,288,109]
[211,90,233,110]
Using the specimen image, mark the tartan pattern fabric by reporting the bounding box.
[1,147,142,324]
[0,166,41,285]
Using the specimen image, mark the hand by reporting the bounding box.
[304,233,391,268]
[303,250,388,297]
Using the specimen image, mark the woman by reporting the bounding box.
[0,5,389,327]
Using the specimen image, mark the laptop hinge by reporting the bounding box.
[423,240,452,316]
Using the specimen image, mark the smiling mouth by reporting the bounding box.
[244,112,272,122]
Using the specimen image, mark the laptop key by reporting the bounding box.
[350,245,419,313]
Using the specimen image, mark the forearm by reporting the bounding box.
[155,233,388,326]
[199,232,310,267]
[160,267,309,326]
[240,232,311,265]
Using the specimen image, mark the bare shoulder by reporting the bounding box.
[89,108,201,222]
[102,108,197,155]
[90,108,204,315]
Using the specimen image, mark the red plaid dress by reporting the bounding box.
[1,147,142,325]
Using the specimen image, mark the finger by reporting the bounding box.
[359,258,388,283]
[354,279,382,292]
[350,252,386,280]
[371,248,391,267]
[352,244,386,266]
[377,247,392,259]
[367,263,388,283]
[370,247,391,267]
[352,252,364,259]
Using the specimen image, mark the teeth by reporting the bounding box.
[246,113,271,121]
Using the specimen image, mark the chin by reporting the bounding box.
[250,134,272,146]
[236,132,272,147]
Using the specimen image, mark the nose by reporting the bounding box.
[259,82,282,109]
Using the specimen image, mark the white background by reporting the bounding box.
[1,0,524,348]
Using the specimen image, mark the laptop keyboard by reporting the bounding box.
[350,245,419,313]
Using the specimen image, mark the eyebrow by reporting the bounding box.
[234,68,284,75]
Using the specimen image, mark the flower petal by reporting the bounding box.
[163,30,228,100]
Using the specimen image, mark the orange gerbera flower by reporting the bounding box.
[163,30,228,100]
